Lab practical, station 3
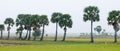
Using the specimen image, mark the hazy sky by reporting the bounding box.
[0,0,120,35]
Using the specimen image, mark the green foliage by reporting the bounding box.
[4,18,14,26]
[32,29,41,37]
[59,14,73,28]
[107,10,120,31]
[107,10,120,23]
[16,28,21,35]
[51,12,62,23]
[0,24,5,31]
[39,15,49,25]
[83,6,100,22]
[16,14,25,27]
[31,14,40,26]
[20,14,32,30]
[23,14,32,26]
[94,26,102,34]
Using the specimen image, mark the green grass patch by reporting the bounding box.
[0,38,120,51]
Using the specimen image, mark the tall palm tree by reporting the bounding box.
[31,14,41,40]
[20,14,29,40]
[4,18,14,40]
[0,24,5,39]
[23,14,32,40]
[107,10,120,43]
[59,14,73,41]
[16,14,24,40]
[51,12,62,41]
[16,28,22,39]
[39,15,49,41]
[83,6,100,43]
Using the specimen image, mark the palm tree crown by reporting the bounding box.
[59,14,72,28]
[4,18,14,26]
[83,6,99,22]
[51,12,62,23]
[39,15,49,25]
[0,25,5,31]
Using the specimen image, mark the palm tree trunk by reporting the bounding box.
[54,23,58,41]
[28,30,31,40]
[91,20,94,43]
[114,31,117,43]
[7,30,10,40]
[62,26,67,41]
[19,31,22,40]
[1,30,2,39]
[23,30,28,40]
[40,24,45,41]
[33,35,37,41]
[33,30,37,41]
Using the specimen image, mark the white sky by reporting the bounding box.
[0,0,120,35]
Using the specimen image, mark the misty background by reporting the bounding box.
[0,0,120,37]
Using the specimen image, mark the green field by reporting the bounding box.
[0,38,120,51]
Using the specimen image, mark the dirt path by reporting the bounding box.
[0,42,30,46]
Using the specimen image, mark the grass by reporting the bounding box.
[0,38,120,51]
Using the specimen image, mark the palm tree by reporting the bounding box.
[19,14,29,40]
[16,14,24,40]
[23,14,32,40]
[59,14,73,41]
[83,6,100,43]
[94,26,102,34]
[4,18,14,39]
[0,24,5,39]
[31,14,41,40]
[107,10,120,43]
[16,28,22,40]
[39,15,49,41]
[51,12,62,41]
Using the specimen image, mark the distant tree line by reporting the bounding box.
[0,6,120,43]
